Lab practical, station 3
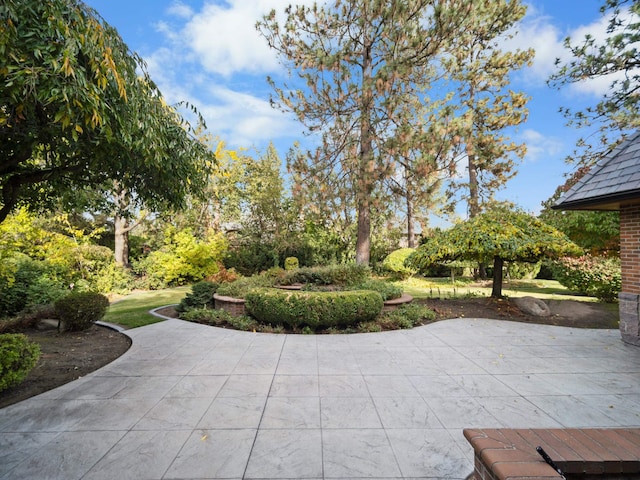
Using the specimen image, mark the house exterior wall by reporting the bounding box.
[620,204,640,346]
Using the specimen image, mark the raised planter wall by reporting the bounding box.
[213,293,246,316]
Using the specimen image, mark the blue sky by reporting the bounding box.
[84,0,616,219]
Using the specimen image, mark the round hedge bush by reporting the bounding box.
[245,288,383,330]
[0,333,41,392]
[54,291,110,331]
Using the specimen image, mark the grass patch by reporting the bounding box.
[394,276,600,302]
[104,286,190,329]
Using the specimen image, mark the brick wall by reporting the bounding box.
[620,204,640,294]
[619,204,640,346]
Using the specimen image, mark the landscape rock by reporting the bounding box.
[514,296,551,317]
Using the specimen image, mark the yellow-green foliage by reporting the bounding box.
[134,228,228,288]
[382,248,417,279]
[284,257,299,271]
[0,334,41,392]
[245,288,383,330]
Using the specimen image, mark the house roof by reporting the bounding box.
[553,131,640,211]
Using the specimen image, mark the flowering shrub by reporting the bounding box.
[550,255,621,302]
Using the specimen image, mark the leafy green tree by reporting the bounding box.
[257,0,474,265]
[539,166,620,254]
[407,209,582,297]
[549,0,640,164]
[0,0,213,223]
[443,0,533,218]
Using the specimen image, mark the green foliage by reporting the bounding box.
[223,241,279,276]
[54,292,109,331]
[377,304,436,330]
[0,334,41,392]
[175,281,219,313]
[280,264,370,287]
[346,280,403,301]
[284,257,299,271]
[215,275,276,299]
[134,229,227,288]
[550,255,621,302]
[245,288,384,330]
[382,248,418,279]
[506,261,542,280]
[0,254,67,318]
[0,0,213,222]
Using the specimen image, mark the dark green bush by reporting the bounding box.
[223,242,280,276]
[245,288,383,330]
[215,275,276,299]
[0,333,41,392]
[377,304,436,330]
[54,292,110,331]
[550,255,621,302]
[179,307,261,331]
[280,264,370,286]
[176,281,219,313]
[382,248,417,279]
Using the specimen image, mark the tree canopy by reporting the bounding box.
[407,209,582,297]
[0,0,213,223]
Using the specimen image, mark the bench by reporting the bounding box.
[464,428,640,479]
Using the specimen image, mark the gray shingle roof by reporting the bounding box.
[554,131,640,210]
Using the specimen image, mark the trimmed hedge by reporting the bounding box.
[279,264,369,286]
[54,291,110,331]
[0,334,41,392]
[215,275,276,299]
[245,288,383,330]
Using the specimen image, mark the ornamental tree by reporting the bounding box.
[0,0,213,223]
[406,209,582,297]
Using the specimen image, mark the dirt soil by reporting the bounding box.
[0,297,618,409]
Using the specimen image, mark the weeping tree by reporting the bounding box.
[407,209,582,297]
[0,0,214,236]
[257,0,475,265]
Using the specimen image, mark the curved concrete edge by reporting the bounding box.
[149,304,179,321]
[95,320,127,333]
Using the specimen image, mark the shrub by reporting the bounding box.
[382,248,417,279]
[176,281,219,313]
[54,292,110,331]
[377,304,436,330]
[0,334,41,392]
[215,275,276,299]
[245,288,383,330]
[550,255,621,302]
[505,261,541,280]
[179,307,260,331]
[284,257,299,271]
[206,266,239,284]
[346,279,403,301]
[223,241,279,276]
[280,264,370,286]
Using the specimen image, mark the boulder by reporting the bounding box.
[514,296,551,317]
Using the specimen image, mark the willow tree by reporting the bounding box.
[0,0,213,231]
[443,0,533,218]
[257,0,474,265]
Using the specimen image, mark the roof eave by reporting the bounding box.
[552,190,640,211]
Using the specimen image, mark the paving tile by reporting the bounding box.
[165,375,228,398]
[217,374,273,397]
[373,396,443,429]
[245,429,322,478]
[387,428,471,478]
[424,396,500,429]
[133,397,213,430]
[261,397,321,429]
[112,376,182,399]
[408,375,468,398]
[527,395,632,427]
[0,433,60,477]
[0,399,95,432]
[72,398,159,431]
[452,374,519,397]
[82,430,191,480]
[164,429,255,479]
[197,396,266,429]
[321,397,381,429]
[322,429,402,478]
[477,396,563,428]
[268,375,319,397]
[364,375,421,397]
[319,375,369,397]
[3,431,125,480]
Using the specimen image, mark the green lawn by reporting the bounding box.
[103,286,190,329]
[394,276,600,302]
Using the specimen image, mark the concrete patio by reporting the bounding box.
[1,316,639,479]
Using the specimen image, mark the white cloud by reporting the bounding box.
[520,128,563,162]
[167,1,194,19]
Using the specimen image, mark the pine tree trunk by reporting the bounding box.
[491,256,504,298]
[406,193,416,248]
[114,214,130,268]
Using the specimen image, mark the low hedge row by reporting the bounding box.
[279,264,370,287]
[245,288,383,330]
